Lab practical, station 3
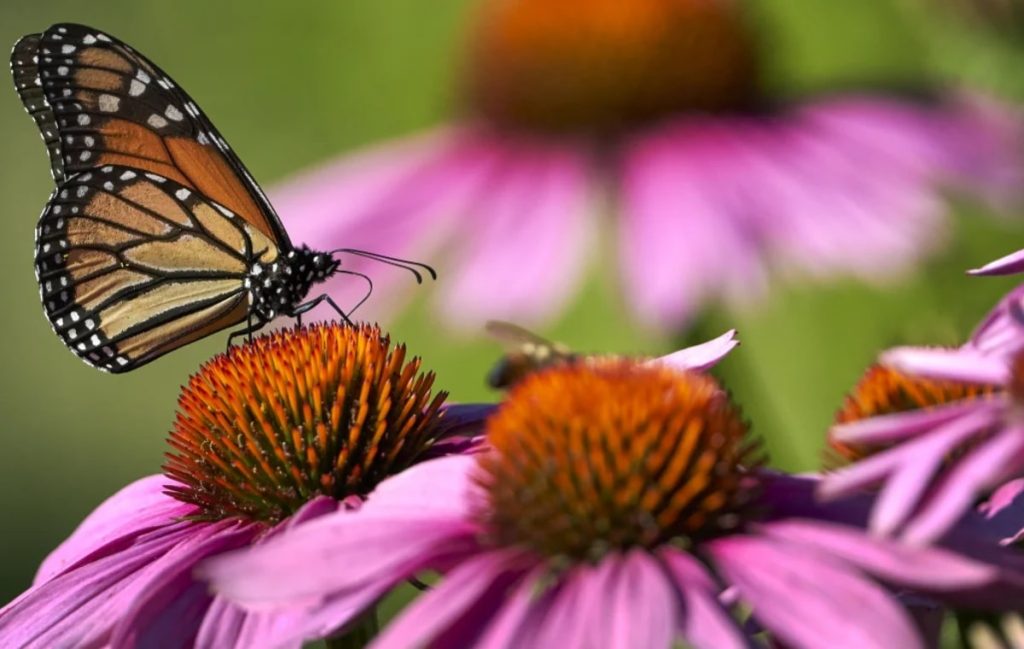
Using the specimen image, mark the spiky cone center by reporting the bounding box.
[473,360,760,562]
[829,363,999,466]
[465,0,761,134]
[164,323,447,524]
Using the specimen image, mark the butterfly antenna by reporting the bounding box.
[332,248,438,283]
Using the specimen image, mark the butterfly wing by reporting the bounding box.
[36,164,281,372]
[11,23,289,246]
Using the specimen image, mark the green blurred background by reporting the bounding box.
[0,0,1023,607]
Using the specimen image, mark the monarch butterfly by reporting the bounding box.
[11,23,432,373]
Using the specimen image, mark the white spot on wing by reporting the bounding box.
[165,105,184,121]
[129,79,145,97]
[147,114,168,129]
[98,94,120,112]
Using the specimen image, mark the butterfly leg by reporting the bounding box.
[293,294,354,326]
[226,316,267,349]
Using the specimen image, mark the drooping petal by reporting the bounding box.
[619,121,767,328]
[659,548,751,649]
[754,519,1024,609]
[202,456,481,605]
[863,409,999,536]
[119,498,338,649]
[829,399,996,446]
[606,551,677,649]
[708,534,923,649]
[880,346,1010,385]
[473,565,550,649]
[656,330,739,372]
[273,128,503,322]
[369,549,531,649]
[528,563,609,649]
[978,478,1024,544]
[968,284,1024,357]
[0,521,253,649]
[35,475,192,584]
[903,427,1024,545]
[818,408,999,526]
[436,138,594,328]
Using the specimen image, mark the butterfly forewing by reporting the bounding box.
[14,23,288,245]
[11,34,65,181]
[36,164,280,372]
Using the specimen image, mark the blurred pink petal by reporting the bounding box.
[276,88,1023,330]
[370,549,528,649]
[606,551,676,649]
[830,399,993,445]
[660,549,749,649]
[709,534,923,649]
[970,248,1024,275]
[657,329,739,372]
[881,346,1010,384]
[903,427,1024,545]
[437,140,594,328]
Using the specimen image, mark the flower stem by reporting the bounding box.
[325,607,379,649]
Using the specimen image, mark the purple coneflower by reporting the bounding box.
[203,357,1024,649]
[276,0,1023,330]
[0,323,490,648]
[818,306,1024,544]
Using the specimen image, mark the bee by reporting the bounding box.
[484,321,580,389]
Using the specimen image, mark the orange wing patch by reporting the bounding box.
[21,24,288,245]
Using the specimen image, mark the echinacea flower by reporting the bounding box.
[0,323,490,649]
[818,312,1024,544]
[203,357,1024,649]
[277,0,1024,330]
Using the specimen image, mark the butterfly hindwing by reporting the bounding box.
[13,23,289,246]
[35,164,281,372]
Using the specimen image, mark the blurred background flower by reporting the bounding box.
[276,0,1023,333]
[4,0,1024,614]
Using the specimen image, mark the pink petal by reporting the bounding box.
[868,408,1001,536]
[0,521,251,649]
[111,521,261,648]
[361,455,479,516]
[606,551,677,649]
[620,123,767,328]
[35,475,191,584]
[757,520,999,590]
[203,457,481,604]
[903,427,1024,545]
[970,248,1024,276]
[474,565,550,649]
[968,284,1024,357]
[370,549,530,649]
[829,399,997,445]
[272,127,501,323]
[708,534,923,649]
[881,346,1010,385]
[529,563,609,649]
[655,330,739,372]
[658,549,749,649]
[204,514,477,605]
[436,139,593,328]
